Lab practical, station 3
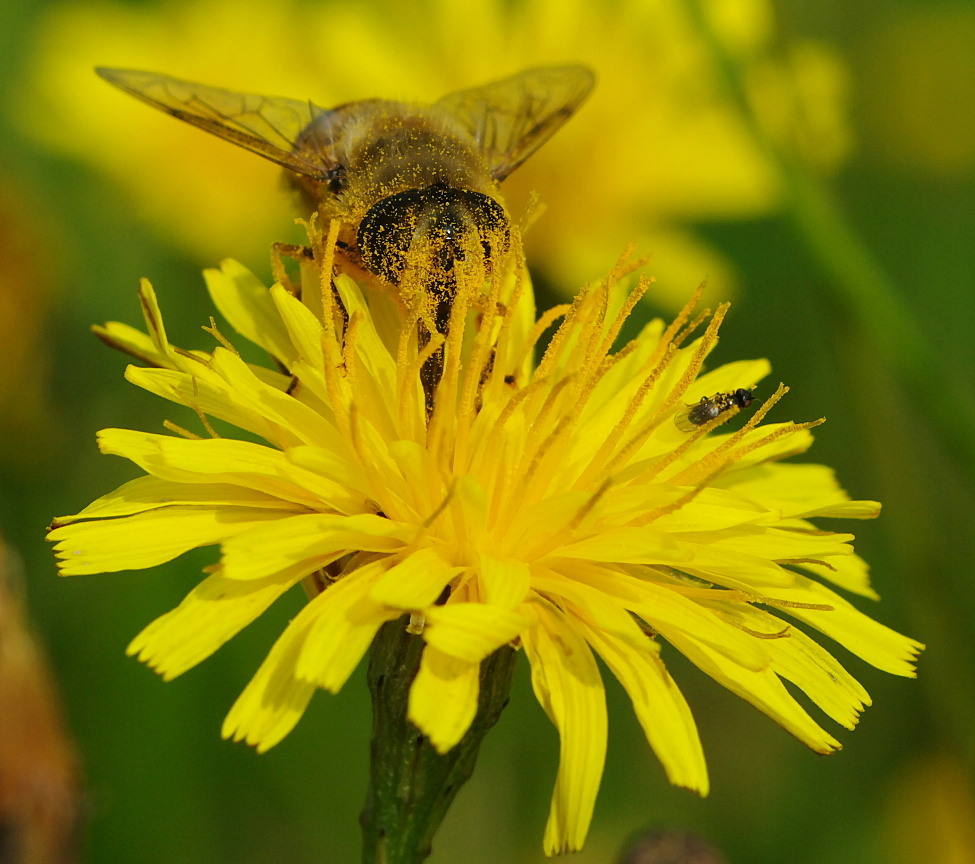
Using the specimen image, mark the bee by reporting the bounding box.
[95,65,595,295]
[674,388,755,433]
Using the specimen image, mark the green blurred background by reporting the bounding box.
[1,0,972,862]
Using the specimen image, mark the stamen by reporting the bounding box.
[318,219,342,335]
[673,384,790,485]
[634,461,731,525]
[314,221,351,438]
[485,234,528,397]
[596,274,654,360]
[672,307,712,350]
[172,347,208,367]
[454,268,504,471]
[342,310,363,391]
[188,378,219,439]
[495,374,552,429]
[427,284,472,459]
[604,304,729,477]
[573,344,676,489]
[780,557,838,569]
[163,420,202,440]
[726,619,793,639]
[202,317,240,356]
[721,416,827,469]
[654,279,707,360]
[509,303,572,378]
[758,598,835,612]
[568,477,614,532]
[534,286,592,381]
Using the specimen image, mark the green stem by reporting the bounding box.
[683,0,975,479]
[360,617,517,864]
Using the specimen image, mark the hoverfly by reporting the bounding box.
[96,65,595,293]
[675,388,755,432]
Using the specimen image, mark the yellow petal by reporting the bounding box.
[766,621,870,729]
[136,277,171,357]
[49,506,284,575]
[795,553,879,600]
[204,260,296,366]
[270,284,324,369]
[559,563,772,672]
[695,525,855,561]
[684,358,772,401]
[54,476,301,524]
[721,462,881,520]
[207,348,340,449]
[582,622,709,794]
[295,561,396,690]
[369,548,462,609]
[124,366,279,443]
[285,445,373,497]
[617,485,780,532]
[668,543,796,588]
[762,576,924,677]
[478,555,531,608]
[220,513,410,580]
[556,526,691,564]
[92,320,172,368]
[668,628,843,753]
[128,561,317,680]
[531,568,650,651]
[523,601,607,856]
[423,603,529,663]
[97,428,358,512]
[221,604,320,753]
[408,646,479,753]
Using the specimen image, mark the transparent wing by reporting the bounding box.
[434,65,596,181]
[96,68,334,181]
[674,404,699,433]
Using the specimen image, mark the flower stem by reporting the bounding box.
[360,617,516,864]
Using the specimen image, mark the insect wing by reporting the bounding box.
[96,68,335,181]
[674,404,701,433]
[435,65,595,181]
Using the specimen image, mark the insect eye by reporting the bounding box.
[325,165,347,194]
[357,186,509,284]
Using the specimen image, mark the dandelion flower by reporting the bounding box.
[49,224,921,854]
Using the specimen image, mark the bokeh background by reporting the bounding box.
[1,0,973,861]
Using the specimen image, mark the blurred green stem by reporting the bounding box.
[684,0,975,480]
[360,617,516,864]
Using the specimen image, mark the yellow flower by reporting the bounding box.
[49,225,920,855]
[21,0,849,307]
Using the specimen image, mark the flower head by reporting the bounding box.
[49,224,921,854]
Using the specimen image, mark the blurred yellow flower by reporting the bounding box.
[49,224,920,855]
[0,180,58,458]
[21,0,850,308]
[861,5,975,177]
[884,753,975,864]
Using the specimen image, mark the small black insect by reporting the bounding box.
[675,388,755,432]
